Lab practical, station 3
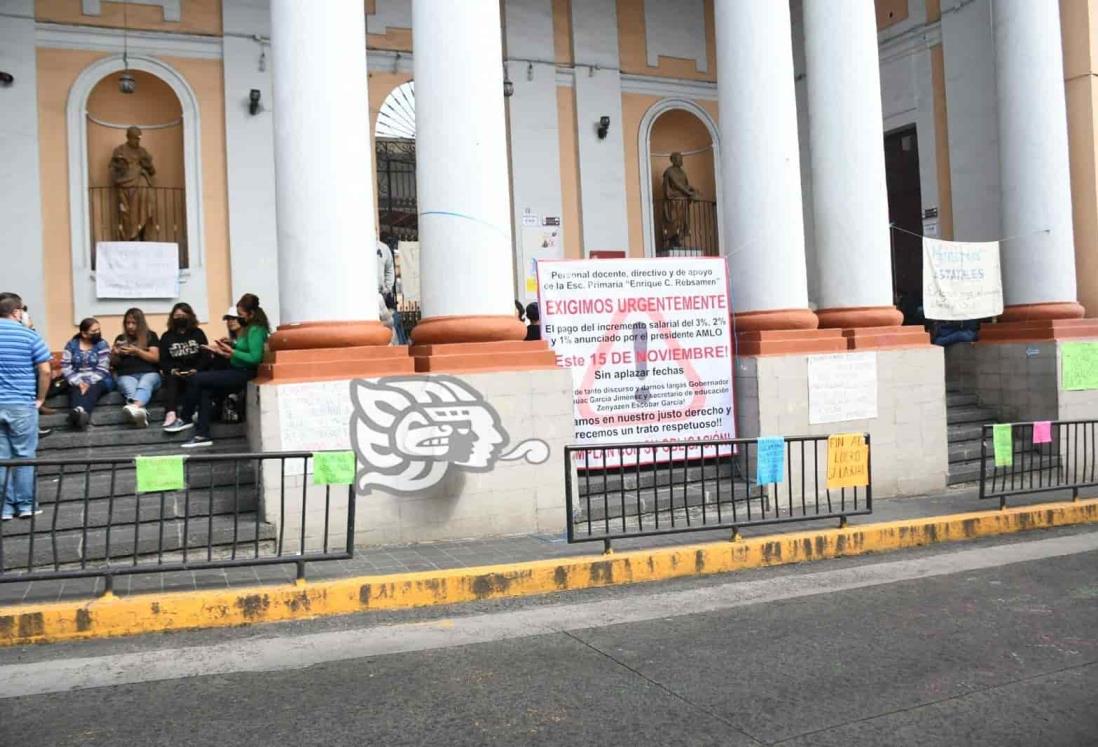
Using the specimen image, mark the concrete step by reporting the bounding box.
[947,455,1062,486]
[40,406,168,429]
[576,460,737,497]
[44,390,163,410]
[947,423,984,444]
[575,481,764,525]
[1,514,276,569]
[0,486,260,537]
[36,422,245,452]
[32,462,256,502]
[946,405,998,426]
[31,438,252,474]
[945,392,978,408]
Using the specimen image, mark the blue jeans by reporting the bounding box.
[117,372,161,407]
[0,404,39,516]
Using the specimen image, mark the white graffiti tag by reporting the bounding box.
[349,376,550,494]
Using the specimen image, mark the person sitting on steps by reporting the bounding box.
[158,302,208,429]
[60,318,113,430]
[111,307,161,428]
[168,294,270,447]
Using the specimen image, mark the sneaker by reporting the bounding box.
[162,412,178,428]
[164,420,194,434]
[0,513,12,522]
[134,407,149,429]
[180,435,212,449]
[71,406,89,430]
[17,508,43,519]
[38,426,51,437]
[122,404,138,425]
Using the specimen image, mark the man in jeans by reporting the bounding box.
[0,293,52,520]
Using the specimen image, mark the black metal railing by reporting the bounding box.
[89,186,189,267]
[653,199,718,257]
[564,435,872,550]
[0,451,355,592]
[979,421,1098,508]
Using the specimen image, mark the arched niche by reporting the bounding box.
[66,55,208,322]
[637,98,724,259]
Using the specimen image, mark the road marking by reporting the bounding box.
[1,530,1096,699]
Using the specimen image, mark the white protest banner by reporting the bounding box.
[397,241,420,305]
[95,242,179,299]
[538,257,734,467]
[808,352,878,425]
[922,238,1003,320]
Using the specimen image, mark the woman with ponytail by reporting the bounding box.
[167,294,270,447]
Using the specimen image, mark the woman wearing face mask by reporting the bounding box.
[168,294,270,447]
[111,307,161,428]
[158,302,208,429]
[60,317,113,430]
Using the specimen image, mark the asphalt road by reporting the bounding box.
[2,527,1097,746]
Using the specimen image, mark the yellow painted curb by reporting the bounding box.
[2,499,1096,647]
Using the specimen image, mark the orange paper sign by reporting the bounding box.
[826,433,869,490]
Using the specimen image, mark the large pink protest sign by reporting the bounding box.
[537,257,735,467]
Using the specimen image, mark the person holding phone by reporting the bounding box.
[158,302,207,429]
[168,294,269,448]
[112,307,161,428]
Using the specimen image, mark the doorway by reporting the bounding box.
[884,126,923,325]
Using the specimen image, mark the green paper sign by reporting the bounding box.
[135,455,186,493]
[992,424,1013,468]
[313,451,356,486]
[1061,342,1098,391]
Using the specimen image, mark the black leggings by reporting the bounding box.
[179,368,254,438]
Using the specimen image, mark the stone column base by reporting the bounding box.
[842,325,930,350]
[979,318,1098,343]
[735,328,848,355]
[816,305,904,329]
[411,340,558,373]
[257,345,415,383]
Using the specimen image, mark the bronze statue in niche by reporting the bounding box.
[110,125,157,240]
[661,152,700,249]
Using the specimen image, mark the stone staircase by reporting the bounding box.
[945,387,1061,486]
[1,389,276,570]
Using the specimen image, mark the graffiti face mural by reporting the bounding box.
[350,375,550,494]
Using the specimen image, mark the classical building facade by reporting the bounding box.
[4,0,1097,349]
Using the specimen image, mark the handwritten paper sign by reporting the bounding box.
[993,424,1014,467]
[135,455,186,493]
[755,437,785,486]
[96,242,180,299]
[922,238,1003,320]
[808,353,878,425]
[397,241,420,305]
[278,381,355,476]
[312,451,356,486]
[826,434,869,490]
[1032,421,1052,445]
[1061,342,1098,391]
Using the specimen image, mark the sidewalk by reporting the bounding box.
[0,485,1078,608]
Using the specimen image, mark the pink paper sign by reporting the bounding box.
[1032,421,1052,444]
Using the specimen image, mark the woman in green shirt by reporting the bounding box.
[168,294,271,448]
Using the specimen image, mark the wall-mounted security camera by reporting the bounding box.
[249,88,262,115]
[597,116,610,140]
[0,72,13,86]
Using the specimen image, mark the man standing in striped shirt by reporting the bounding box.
[0,293,52,520]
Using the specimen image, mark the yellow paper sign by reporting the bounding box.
[135,455,186,493]
[826,433,869,490]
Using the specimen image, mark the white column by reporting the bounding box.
[715,1,813,327]
[412,0,523,342]
[269,0,378,327]
[803,0,899,326]
[994,0,1081,315]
